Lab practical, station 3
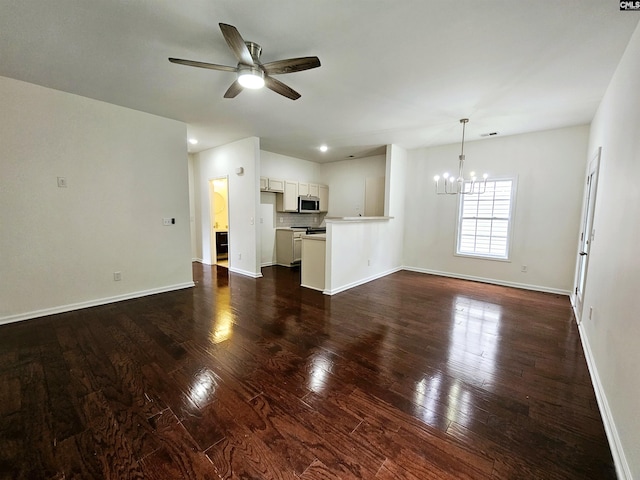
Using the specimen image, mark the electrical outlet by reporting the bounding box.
[163,218,173,226]
[238,253,242,260]
[589,306,594,320]
[113,271,122,281]
[279,217,284,223]
[521,265,528,273]
[57,176,67,188]
[367,259,371,266]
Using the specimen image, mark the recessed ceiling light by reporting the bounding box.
[188,138,198,145]
[319,145,328,152]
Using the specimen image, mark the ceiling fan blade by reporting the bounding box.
[223,80,243,99]
[262,57,321,75]
[264,76,301,100]
[219,23,254,66]
[168,58,237,72]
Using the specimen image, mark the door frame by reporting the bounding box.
[209,176,230,266]
[573,146,601,322]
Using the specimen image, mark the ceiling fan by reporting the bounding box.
[169,23,321,100]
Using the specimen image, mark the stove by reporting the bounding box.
[305,227,326,234]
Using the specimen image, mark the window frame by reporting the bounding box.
[454,176,518,262]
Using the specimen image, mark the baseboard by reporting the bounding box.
[576,322,632,480]
[261,261,275,267]
[194,259,263,278]
[0,282,195,326]
[402,267,571,296]
[228,267,263,278]
[324,266,402,295]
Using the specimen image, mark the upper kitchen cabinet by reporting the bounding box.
[299,182,320,197]
[267,178,285,193]
[318,184,329,212]
[261,176,285,192]
[276,180,299,212]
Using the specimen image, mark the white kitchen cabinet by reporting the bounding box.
[276,180,298,212]
[267,178,285,193]
[299,182,319,197]
[276,229,303,266]
[301,235,326,291]
[260,176,268,191]
[318,184,329,212]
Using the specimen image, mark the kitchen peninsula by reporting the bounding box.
[300,216,399,295]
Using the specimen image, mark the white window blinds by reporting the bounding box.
[456,179,515,260]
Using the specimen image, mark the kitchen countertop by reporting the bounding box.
[301,233,326,240]
[324,216,393,222]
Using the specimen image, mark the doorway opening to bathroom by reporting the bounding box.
[209,177,229,268]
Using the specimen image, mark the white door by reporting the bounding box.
[574,147,601,320]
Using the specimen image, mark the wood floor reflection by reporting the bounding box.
[0,264,615,479]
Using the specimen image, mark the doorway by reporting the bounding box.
[209,177,230,268]
[574,147,601,321]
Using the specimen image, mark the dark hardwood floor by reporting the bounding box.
[0,264,615,479]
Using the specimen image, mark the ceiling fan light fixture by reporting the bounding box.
[237,66,265,89]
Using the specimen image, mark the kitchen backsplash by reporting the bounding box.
[276,212,326,228]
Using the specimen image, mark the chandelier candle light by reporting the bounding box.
[434,118,488,195]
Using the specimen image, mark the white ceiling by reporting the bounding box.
[1,1,637,163]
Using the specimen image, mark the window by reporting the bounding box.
[456,178,516,260]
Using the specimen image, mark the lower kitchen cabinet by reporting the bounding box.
[276,229,303,266]
[301,235,326,291]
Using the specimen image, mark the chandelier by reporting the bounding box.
[434,118,488,195]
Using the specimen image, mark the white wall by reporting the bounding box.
[579,22,640,480]
[386,144,407,264]
[0,76,193,323]
[403,126,588,293]
[194,137,261,277]
[261,150,321,181]
[321,155,387,217]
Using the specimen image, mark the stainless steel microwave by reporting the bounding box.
[298,196,320,213]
